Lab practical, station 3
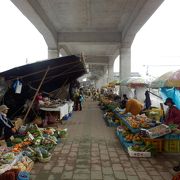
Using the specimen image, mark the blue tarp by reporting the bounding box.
[160,87,180,110]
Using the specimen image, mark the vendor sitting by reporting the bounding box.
[0,105,16,143]
[122,98,143,116]
[164,98,180,126]
[35,92,44,107]
[121,94,128,109]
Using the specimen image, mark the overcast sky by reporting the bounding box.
[0,0,180,78]
[0,0,47,72]
[115,0,180,77]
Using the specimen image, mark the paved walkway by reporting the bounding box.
[31,99,179,180]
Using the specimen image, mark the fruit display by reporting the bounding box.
[115,119,120,123]
[43,127,55,135]
[140,123,150,128]
[121,129,130,137]
[125,134,134,142]
[145,124,171,139]
[132,134,143,144]
[122,113,163,131]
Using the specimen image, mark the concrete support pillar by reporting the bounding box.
[108,65,114,83]
[104,65,108,84]
[96,66,108,89]
[96,75,107,89]
[48,49,59,59]
[119,46,131,80]
[119,46,131,96]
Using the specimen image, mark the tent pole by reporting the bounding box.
[23,67,49,122]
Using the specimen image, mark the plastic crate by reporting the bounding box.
[164,134,180,140]
[144,124,171,139]
[164,140,180,153]
[143,138,164,152]
[108,121,119,127]
[116,131,133,151]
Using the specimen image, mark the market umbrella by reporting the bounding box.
[108,80,118,87]
[150,69,180,88]
[120,77,150,88]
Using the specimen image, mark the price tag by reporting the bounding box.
[10,136,14,141]
[27,132,34,140]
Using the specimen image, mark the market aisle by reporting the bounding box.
[31,98,178,180]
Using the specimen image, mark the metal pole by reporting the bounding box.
[23,67,49,122]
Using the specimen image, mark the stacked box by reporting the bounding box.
[164,140,180,153]
[128,147,151,157]
[143,138,164,152]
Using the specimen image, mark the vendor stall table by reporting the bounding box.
[67,101,74,113]
[40,103,69,120]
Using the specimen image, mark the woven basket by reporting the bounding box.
[38,155,52,163]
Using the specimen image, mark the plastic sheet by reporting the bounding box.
[160,87,180,110]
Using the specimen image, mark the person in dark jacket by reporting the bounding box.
[164,98,180,126]
[121,94,128,109]
[78,92,84,111]
[144,90,151,110]
[0,105,16,142]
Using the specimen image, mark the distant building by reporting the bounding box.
[113,72,141,80]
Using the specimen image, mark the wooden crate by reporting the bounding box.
[164,140,180,153]
[143,138,164,152]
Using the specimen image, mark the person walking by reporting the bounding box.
[78,92,84,111]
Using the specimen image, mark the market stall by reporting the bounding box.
[149,70,180,154]
[0,124,68,179]
[0,55,86,120]
[114,108,171,157]
[150,69,180,110]
[67,100,74,114]
[40,102,69,120]
[99,93,180,157]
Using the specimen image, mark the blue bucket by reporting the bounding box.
[63,114,69,120]
[18,171,30,180]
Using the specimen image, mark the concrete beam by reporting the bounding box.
[11,0,58,50]
[59,45,72,56]
[48,49,59,59]
[87,62,108,66]
[122,0,164,45]
[58,32,121,43]
[85,56,109,64]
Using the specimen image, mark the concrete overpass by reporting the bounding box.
[10,0,164,88]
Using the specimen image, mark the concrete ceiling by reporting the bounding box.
[11,0,164,80]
